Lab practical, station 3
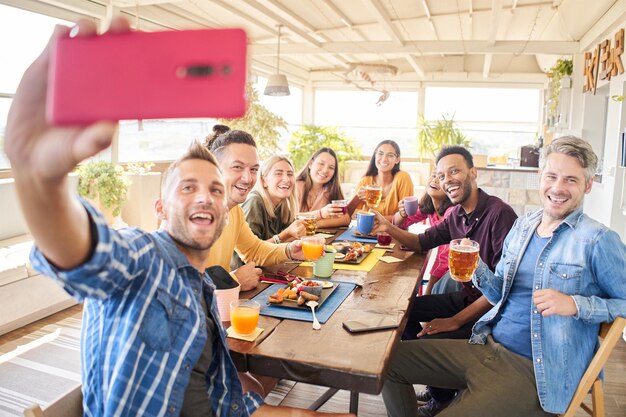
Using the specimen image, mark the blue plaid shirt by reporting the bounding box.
[30,200,263,417]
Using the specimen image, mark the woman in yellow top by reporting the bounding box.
[348,139,414,220]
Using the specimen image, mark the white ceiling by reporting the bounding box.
[5,0,626,90]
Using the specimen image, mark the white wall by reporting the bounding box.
[568,23,626,242]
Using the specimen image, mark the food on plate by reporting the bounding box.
[341,242,374,261]
[335,253,346,259]
[332,241,351,252]
[300,291,320,301]
[268,280,322,305]
[268,287,286,304]
[332,241,372,254]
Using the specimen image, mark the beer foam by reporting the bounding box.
[453,245,479,253]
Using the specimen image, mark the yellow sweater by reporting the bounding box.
[355,170,414,216]
[206,205,289,271]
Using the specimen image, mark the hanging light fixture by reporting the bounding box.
[264,25,290,96]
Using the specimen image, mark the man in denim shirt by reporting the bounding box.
[5,17,355,417]
[382,136,626,417]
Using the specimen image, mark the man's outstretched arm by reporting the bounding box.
[5,19,128,269]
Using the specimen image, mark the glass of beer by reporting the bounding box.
[230,299,260,336]
[448,239,480,282]
[296,213,317,236]
[365,185,383,209]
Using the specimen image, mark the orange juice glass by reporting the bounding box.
[230,299,260,336]
[302,236,325,261]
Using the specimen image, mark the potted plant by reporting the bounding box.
[288,125,362,178]
[546,58,573,125]
[76,160,128,226]
[417,114,471,162]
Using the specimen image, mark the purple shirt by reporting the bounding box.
[418,189,518,301]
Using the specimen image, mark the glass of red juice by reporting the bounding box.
[377,232,392,246]
[332,199,348,215]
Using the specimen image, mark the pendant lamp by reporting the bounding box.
[264,25,290,96]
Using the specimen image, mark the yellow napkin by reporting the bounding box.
[300,248,386,272]
[375,243,396,249]
[378,255,404,264]
[226,326,264,341]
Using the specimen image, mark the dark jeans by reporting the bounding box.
[402,291,479,404]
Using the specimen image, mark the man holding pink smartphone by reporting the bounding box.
[5,17,353,417]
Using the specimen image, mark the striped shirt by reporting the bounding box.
[30,200,263,417]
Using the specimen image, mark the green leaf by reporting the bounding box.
[76,161,128,216]
[417,114,471,160]
[287,125,362,179]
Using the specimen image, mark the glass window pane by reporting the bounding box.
[425,87,541,158]
[315,90,417,128]
[313,90,418,156]
[425,87,540,123]
[0,97,12,169]
[254,76,303,126]
[118,119,217,162]
[0,5,70,93]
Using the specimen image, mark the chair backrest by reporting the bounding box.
[561,317,626,417]
[23,384,82,417]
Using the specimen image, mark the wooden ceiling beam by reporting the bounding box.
[250,40,580,55]
[364,0,405,47]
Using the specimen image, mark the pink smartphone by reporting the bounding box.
[47,28,247,125]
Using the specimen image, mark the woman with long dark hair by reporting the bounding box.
[347,139,414,220]
[392,172,455,294]
[295,147,350,228]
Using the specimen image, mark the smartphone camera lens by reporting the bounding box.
[182,65,214,77]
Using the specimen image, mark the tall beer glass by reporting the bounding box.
[448,239,480,282]
[296,213,317,236]
[365,185,383,209]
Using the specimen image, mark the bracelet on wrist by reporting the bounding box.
[319,209,324,219]
[273,234,281,244]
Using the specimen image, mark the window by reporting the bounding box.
[425,87,541,157]
[117,77,304,162]
[0,5,71,169]
[314,90,418,156]
[254,76,303,151]
[118,119,217,162]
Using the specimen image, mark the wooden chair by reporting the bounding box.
[561,317,626,417]
[23,384,82,417]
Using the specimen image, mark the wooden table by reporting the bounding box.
[227,241,426,414]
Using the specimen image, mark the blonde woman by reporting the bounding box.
[242,155,306,243]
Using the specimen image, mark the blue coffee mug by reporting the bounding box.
[356,211,375,234]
